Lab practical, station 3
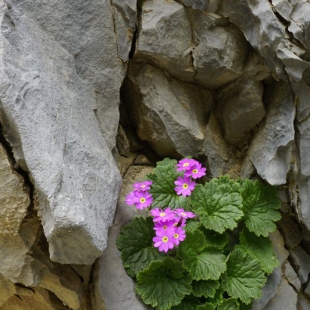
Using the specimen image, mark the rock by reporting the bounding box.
[246,82,295,186]
[289,246,310,284]
[277,214,303,249]
[0,0,122,264]
[293,80,310,122]
[252,267,282,310]
[269,230,289,266]
[135,0,194,82]
[299,294,310,310]
[0,287,66,310]
[0,216,43,286]
[124,63,212,157]
[264,278,298,310]
[297,178,310,230]
[91,166,154,310]
[111,0,137,63]
[191,10,249,88]
[304,281,310,298]
[0,275,15,307]
[284,261,301,291]
[0,143,30,235]
[216,77,265,147]
[201,115,241,178]
[116,125,131,157]
[243,51,271,81]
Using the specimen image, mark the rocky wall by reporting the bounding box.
[0,0,310,309]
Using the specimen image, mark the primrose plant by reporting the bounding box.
[117,158,281,310]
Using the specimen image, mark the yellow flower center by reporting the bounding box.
[160,212,166,217]
[193,169,198,174]
[183,162,189,167]
[141,185,146,188]
[140,198,146,203]
[162,236,168,243]
[182,183,188,189]
[181,212,186,217]
[174,234,179,239]
[163,225,167,230]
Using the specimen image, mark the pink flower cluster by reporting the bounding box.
[151,208,196,252]
[125,181,153,210]
[174,158,206,197]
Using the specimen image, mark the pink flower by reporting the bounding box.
[151,208,175,222]
[133,181,152,192]
[174,176,196,196]
[171,227,186,245]
[184,161,206,179]
[153,229,175,252]
[153,220,176,231]
[133,191,153,210]
[125,191,137,206]
[176,158,195,172]
[175,208,196,220]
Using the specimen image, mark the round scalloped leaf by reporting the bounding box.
[148,159,187,209]
[202,228,229,249]
[171,296,202,310]
[191,180,243,233]
[136,257,192,310]
[238,228,279,274]
[116,217,164,277]
[197,303,216,310]
[240,179,281,237]
[192,280,220,298]
[218,298,239,310]
[222,248,267,304]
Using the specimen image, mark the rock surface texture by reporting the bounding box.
[0,0,309,309]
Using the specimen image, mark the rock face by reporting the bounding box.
[0,0,310,309]
[0,0,122,264]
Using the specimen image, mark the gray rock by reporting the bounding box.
[112,0,137,63]
[201,115,241,178]
[135,0,194,82]
[217,77,265,147]
[0,0,122,264]
[179,0,221,12]
[92,166,154,310]
[299,294,310,310]
[293,80,310,122]
[191,10,249,88]
[304,281,310,298]
[264,278,298,310]
[124,63,212,157]
[284,261,301,291]
[289,246,310,284]
[297,178,310,230]
[0,143,30,235]
[247,82,295,186]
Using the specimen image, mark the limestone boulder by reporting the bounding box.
[135,0,194,82]
[216,77,265,147]
[201,115,241,178]
[190,10,249,88]
[0,143,30,235]
[0,275,15,307]
[0,0,122,264]
[112,0,137,63]
[179,0,221,12]
[246,82,295,186]
[124,63,212,158]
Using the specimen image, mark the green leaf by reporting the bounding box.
[222,248,267,304]
[171,296,202,310]
[240,179,281,236]
[239,301,253,310]
[191,180,243,233]
[192,280,220,298]
[202,229,229,249]
[197,303,216,310]
[148,159,187,209]
[184,218,201,233]
[237,228,279,274]
[177,229,226,281]
[136,257,192,310]
[116,217,164,277]
[218,299,239,310]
